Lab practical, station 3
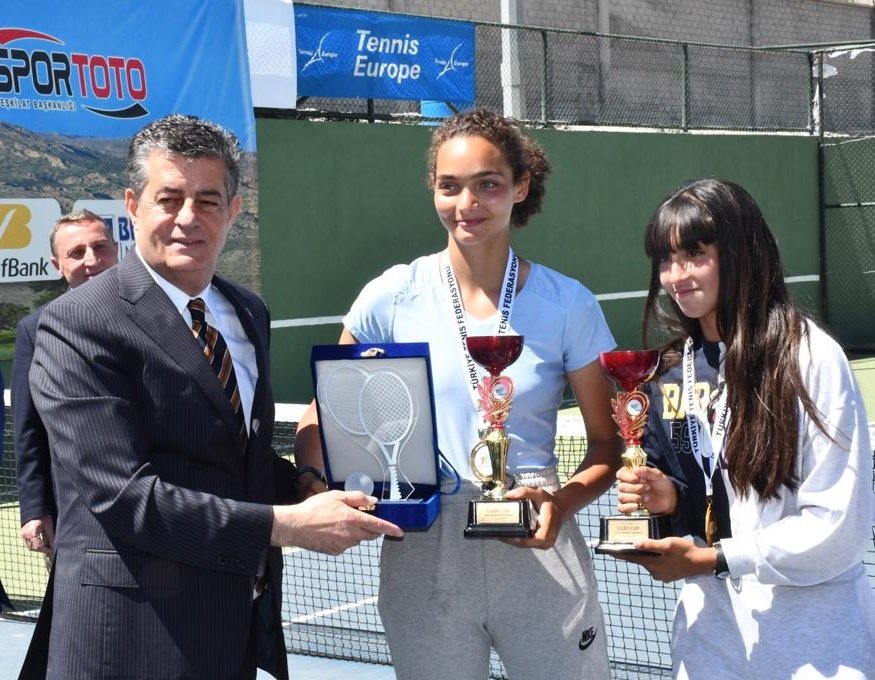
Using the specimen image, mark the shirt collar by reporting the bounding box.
[136,247,212,315]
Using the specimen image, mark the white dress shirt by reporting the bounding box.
[136,249,257,430]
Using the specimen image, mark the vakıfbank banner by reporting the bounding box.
[0,1,257,286]
[295,6,474,102]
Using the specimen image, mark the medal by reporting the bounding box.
[683,337,729,545]
[704,495,718,547]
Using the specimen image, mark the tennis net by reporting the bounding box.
[3,401,873,680]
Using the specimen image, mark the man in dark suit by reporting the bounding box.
[26,115,401,680]
[14,209,118,563]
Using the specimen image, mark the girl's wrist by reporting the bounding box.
[712,541,731,579]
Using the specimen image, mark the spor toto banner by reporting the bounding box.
[0,0,256,285]
[0,3,255,146]
[295,5,474,102]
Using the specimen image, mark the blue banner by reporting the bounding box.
[0,0,258,286]
[0,1,255,150]
[295,6,474,102]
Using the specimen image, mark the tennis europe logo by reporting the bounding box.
[0,203,32,249]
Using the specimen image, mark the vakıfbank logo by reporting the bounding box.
[0,27,149,118]
[0,198,60,282]
[0,203,32,249]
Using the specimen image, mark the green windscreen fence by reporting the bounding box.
[822,136,875,349]
[256,118,821,403]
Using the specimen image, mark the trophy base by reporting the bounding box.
[594,514,671,555]
[464,498,535,538]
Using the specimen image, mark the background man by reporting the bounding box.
[14,209,118,562]
[24,114,400,680]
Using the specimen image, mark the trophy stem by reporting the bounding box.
[621,443,648,470]
[470,427,510,500]
[484,433,509,500]
[621,444,650,516]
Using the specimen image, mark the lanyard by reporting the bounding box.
[441,248,518,412]
[682,337,729,497]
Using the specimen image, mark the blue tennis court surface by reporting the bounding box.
[0,615,396,680]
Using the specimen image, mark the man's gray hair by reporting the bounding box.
[49,208,115,257]
[126,114,242,200]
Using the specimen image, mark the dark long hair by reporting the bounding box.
[642,179,823,499]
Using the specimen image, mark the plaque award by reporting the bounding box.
[594,350,669,554]
[464,335,535,538]
[311,342,443,530]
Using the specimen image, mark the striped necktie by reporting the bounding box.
[187,297,248,449]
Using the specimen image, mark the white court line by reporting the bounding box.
[281,544,379,624]
[289,596,379,624]
[783,274,820,284]
[595,289,649,301]
[271,315,344,328]
[269,275,821,329]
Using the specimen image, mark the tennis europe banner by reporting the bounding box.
[295,6,475,102]
[0,0,257,288]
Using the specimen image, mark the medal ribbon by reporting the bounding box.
[682,337,730,545]
[441,248,518,413]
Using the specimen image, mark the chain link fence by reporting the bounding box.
[819,46,875,136]
[282,6,875,136]
[282,5,875,346]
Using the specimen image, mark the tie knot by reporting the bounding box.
[188,298,207,323]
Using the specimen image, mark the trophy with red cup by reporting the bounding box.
[463,335,535,538]
[594,350,669,554]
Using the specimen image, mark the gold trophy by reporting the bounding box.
[463,335,535,538]
[594,350,669,554]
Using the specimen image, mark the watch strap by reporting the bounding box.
[713,541,731,579]
[296,465,328,487]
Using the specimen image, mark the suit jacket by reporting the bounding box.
[13,305,56,526]
[26,251,297,680]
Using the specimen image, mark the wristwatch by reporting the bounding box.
[296,465,328,489]
[713,541,731,579]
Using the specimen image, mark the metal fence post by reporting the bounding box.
[681,43,690,131]
[811,51,825,139]
[541,30,548,125]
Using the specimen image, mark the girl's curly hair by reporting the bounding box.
[426,108,551,228]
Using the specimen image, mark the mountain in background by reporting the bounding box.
[0,122,262,333]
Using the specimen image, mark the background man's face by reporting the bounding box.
[51,219,118,288]
[125,151,240,295]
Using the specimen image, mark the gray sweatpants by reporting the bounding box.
[378,482,611,680]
